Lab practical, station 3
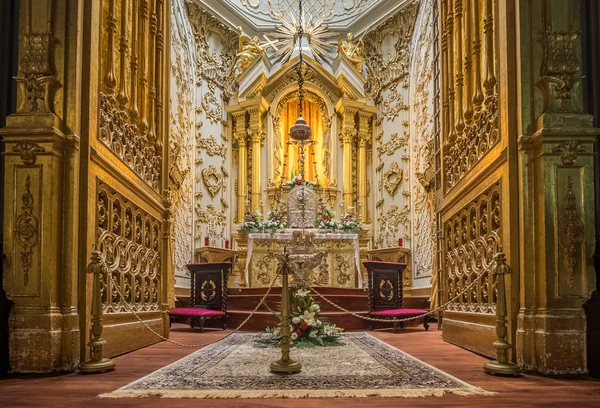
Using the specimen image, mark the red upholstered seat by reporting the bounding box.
[169,308,225,317]
[371,308,428,316]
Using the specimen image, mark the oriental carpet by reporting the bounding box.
[100,332,493,399]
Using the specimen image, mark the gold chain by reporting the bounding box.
[109,269,281,348]
[292,261,495,324]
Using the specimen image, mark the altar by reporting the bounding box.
[244,232,363,289]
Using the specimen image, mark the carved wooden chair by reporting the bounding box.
[169,262,231,332]
[364,260,429,332]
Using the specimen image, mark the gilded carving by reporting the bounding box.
[201,83,225,125]
[377,132,408,157]
[364,2,419,99]
[12,142,45,166]
[196,134,227,157]
[538,29,582,113]
[15,176,39,286]
[201,165,224,198]
[558,176,584,289]
[444,183,501,314]
[552,141,586,166]
[336,32,365,70]
[15,32,58,113]
[97,181,161,313]
[195,204,226,224]
[381,86,410,121]
[383,162,403,196]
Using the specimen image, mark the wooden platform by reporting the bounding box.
[226,287,371,330]
[1,324,599,407]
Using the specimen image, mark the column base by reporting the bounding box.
[517,308,587,375]
[9,308,79,373]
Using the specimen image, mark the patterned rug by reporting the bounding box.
[100,333,494,399]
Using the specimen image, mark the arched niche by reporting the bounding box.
[270,89,333,187]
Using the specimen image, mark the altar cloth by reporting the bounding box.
[244,232,362,288]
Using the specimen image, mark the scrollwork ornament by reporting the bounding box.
[552,141,586,166]
[12,141,45,165]
[15,176,39,286]
[201,165,224,198]
[383,162,403,196]
[558,176,584,289]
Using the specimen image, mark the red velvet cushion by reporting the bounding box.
[371,308,428,316]
[169,308,224,317]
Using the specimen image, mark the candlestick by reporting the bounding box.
[204,237,209,246]
[225,240,230,249]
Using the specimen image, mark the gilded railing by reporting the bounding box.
[98,0,165,191]
[97,181,161,313]
[443,183,500,313]
[440,0,499,192]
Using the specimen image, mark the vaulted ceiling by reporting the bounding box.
[195,0,413,35]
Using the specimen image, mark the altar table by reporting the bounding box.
[244,232,363,288]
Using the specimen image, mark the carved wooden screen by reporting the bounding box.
[439,0,518,358]
[82,0,170,358]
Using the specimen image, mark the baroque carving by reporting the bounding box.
[201,165,224,198]
[195,204,226,224]
[378,132,408,157]
[558,176,584,289]
[383,162,403,196]
[552,141,586,166]
[15,176,39,286]
[97,181,161,313]
[196,134,227,157]
[381,86,410,121]
[444,183,501,314]
[363,2,419,99]
[16,32,58,113]
[12,142,45,165]
[336,32,365,70]
[441,0,499,192]
[99,92,162,190]
[537,29,582,113]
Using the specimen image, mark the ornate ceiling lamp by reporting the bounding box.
[289,0,312,143]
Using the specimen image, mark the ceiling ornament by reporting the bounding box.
[239,0,377,22]
[269,10,338,64]
[201,165,224,198]
[383,162,403,196]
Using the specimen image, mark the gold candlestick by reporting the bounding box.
[270,247,302,374]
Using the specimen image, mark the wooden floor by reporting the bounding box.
[1,323,599,407]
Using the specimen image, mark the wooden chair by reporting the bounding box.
[169,262,231,331]
[364,260,429,332]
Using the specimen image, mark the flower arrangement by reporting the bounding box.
[315,208,337,230]
[238,210,263,231]
[262,208,286,230]
[255,286,344,348]
[282,174,319,189]
[337,211,362,231]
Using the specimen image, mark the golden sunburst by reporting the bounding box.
[269,10,338,64]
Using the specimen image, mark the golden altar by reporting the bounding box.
[242,232,364,289]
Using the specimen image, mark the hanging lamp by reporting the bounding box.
[289,0,312,142]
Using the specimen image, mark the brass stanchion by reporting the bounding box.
[484,250,520,376]
[270,247,302,374]
[79,251,116,373]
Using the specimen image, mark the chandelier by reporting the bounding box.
[289,0,312,143]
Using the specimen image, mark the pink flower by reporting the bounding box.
[296,179,303,185]
[344,215,351,221]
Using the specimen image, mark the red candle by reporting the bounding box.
[398,238,403,247]
[225,240,230,249]
[204,237,209,246]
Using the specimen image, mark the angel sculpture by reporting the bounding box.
[337,32,365,70]
[236,27,269,74]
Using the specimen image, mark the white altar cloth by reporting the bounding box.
[244,232,362,288]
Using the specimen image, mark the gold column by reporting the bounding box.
[357,111,373,222]
[247,100,268,212]
[232,110,248,222]
[336,101,358,209]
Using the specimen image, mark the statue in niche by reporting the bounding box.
[236,27,268,74]
[337,32,365,70]
[287,185,318,229]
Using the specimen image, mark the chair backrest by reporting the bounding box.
[363,261,406,312]
[186,262,231,312]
